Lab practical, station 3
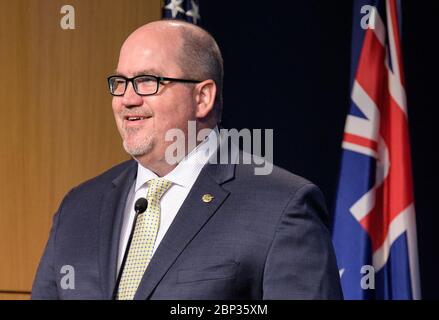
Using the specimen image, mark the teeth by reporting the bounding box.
[127,116,145,121]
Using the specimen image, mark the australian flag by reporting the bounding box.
[332,0,421,299]
[163,0,201,25]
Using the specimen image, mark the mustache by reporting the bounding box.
[119,110,153,118]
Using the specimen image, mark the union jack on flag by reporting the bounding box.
[163,0,201,25]
[332,0,421,299]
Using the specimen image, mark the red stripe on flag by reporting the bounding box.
[355,29,387,108]
[343,133,378,151]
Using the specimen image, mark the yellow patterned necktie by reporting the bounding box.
[117,178,172,300]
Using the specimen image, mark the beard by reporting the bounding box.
[121,126,155,157]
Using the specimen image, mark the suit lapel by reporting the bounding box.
[98,160,137,299]
[134,162,235,300]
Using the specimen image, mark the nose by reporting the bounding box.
[121,81,143,108]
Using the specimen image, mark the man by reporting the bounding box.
[32,20,342,299]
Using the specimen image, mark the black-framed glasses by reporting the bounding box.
[107,74,202,96]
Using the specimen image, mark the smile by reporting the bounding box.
[124,115,150,121]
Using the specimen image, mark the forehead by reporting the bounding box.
[116,29,183,77]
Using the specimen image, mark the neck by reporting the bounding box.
[136,159,177,177]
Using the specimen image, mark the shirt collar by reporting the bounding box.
[135,126,219,191]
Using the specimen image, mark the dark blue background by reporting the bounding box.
[200,0,438,299]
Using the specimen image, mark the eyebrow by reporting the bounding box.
[113,69,164,77]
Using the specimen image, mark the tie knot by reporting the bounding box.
[146,178,172,202]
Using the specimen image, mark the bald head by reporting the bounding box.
[120,20,224,122]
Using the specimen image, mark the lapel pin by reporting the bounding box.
[202,194,214,203]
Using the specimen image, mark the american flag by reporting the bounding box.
[332,0,421,299]
[163,0,201,25]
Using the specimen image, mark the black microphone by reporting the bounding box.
[134,197,148,215]
[112,197,148,299]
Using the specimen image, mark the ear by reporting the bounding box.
[194,80,216,119]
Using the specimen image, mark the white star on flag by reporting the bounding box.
[186,0,201,24]
[164,0,185,18]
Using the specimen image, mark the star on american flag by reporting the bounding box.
[164,0,185,18]
[185,0,201,24]
[163,0,201,25]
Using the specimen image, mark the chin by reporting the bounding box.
[123,142,152,157]
[122,137,155,157]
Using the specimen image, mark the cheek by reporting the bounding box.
[142,88,196,139]
[160,104,194,132]
[171,90,197,119]
[111,99,123,127]
[112,98,124,117]
[153,94,194,124]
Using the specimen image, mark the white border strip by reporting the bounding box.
[342,141,378,159]
[372,203,421,299]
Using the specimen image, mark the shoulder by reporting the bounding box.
[233,159,318,196]
[230,158,328,220]
[216,154,330,229]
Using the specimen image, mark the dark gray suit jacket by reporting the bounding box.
[31,158,342,299]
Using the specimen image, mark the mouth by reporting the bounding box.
[124,115,151,122]
[122,114,152,128]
